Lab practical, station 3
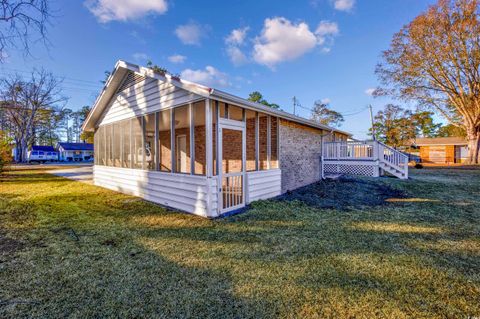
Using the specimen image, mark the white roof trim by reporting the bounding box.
[82,60,352,137]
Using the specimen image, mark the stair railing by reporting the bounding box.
[376,141,409,178]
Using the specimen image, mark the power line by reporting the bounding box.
[0,67,103,86]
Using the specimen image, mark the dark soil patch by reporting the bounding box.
[0,231,24,255]
[278,177,406,210]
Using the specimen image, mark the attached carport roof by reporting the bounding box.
[82,60,352,137]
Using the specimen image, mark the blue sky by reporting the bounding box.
[1,0,438,139]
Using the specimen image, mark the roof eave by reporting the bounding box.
[210,89,352,136]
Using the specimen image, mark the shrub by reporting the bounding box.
[0,132,13,172]
[414,163,424,169]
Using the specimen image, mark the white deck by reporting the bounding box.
[322,140,409,179]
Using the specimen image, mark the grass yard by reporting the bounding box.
[1,166,479,318]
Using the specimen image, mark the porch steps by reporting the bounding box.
[379,161,408,180]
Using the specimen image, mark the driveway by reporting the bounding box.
[47,165,93,184]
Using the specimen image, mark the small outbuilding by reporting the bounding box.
[82,60,351,218]
[57,143,94,162]
[414,137,468,164]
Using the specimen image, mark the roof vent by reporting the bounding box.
[116,71,146,93]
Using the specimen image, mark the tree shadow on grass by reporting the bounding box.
[1,223,274,318]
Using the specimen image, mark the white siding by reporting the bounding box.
[246,169,282,203]
[99,78,201,126]
[94,166,217,217]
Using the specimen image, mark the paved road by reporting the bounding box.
[47,166,93,184]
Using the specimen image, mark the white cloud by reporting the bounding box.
[315,21,339,45]
[225,27,250,66]
[332,0,355,11]
[226,27,249,45]
[85,0,168,23]
[175,22,208,45]
[132,52,149,61]
[365,88,376,96]
[227,47,248,66]
[252,17,339,67]
[168,54,186,63]
[180,66,230,88]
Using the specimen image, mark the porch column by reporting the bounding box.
[205,98,213,177]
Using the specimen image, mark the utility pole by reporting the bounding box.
[292,96,297,116]
[369,104,376,141]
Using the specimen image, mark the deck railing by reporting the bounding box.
[323,140,409,178]
[323,141,375,160]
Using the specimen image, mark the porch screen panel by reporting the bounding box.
[193,101,206,175]
[99,126,106,165]
[144,114,156,170]
[112,122,122,167]
[212,102,217,175]
[105,124,113,166]
[132,117,144,169]
[121,120,131,168]
[258,113,268,170]
[158,109,172,172]
[270,117,279,169]
[228,104,243,121]
[94,128,98,165]
[174,105,191,174]
[246,110,256,171]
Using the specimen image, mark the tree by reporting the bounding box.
[247,91,280,109]
[371,104,416,147]
[0,0,52,62]
[437,123,467,137]
[77,105,93,143]
[375,0,480,163]
[411,111,441,137]
[310,101,344,127]
[0,70,66,162]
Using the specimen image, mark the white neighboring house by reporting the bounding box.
[27,145,58,163]
[57,142,94,162]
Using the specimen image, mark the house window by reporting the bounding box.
[193,100,206,175]
[132,117,143,169]
[158,109,172,172]
[144,113,156,170]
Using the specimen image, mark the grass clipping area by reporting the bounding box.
[1,166,480,318]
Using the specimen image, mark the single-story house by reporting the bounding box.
[82,60,351,218]
[57,142,94,162]
[413,137,468,163]
[27,145,58,163]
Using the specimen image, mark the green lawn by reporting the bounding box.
[1,166,479,318]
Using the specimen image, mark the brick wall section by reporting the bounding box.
[279,119,333,193]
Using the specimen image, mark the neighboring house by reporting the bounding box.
[82,60,353,218]
[413,137,468,163]
[27,145,58,163]
[57,143,94,162]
